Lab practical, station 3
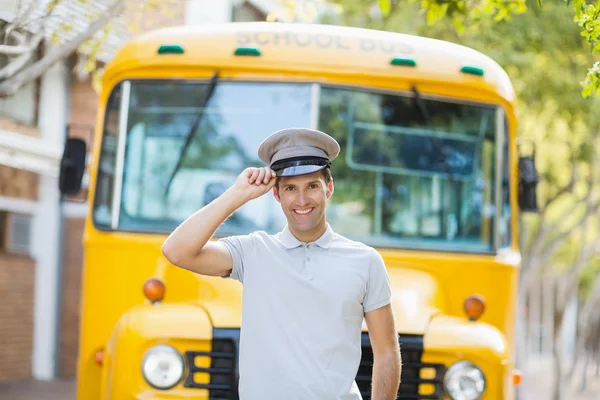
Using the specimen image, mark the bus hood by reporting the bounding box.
[385,265,446,334]
[195,264,445,335]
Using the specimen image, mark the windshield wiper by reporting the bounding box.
[411,85,456,185]
[164,72,219,196]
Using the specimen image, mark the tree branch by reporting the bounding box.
[0,32,43,80]
[567,238,600,284]
[542,151,577,213]
[2,30,27,48]
[580,272,600,327]
[0,0,124,98]
[0,39,39,55]
[523,143,599,292]
[3,0,38,45]
[556,214,600,311]
[547,205,597,252]
[538,159,598,252]
[526,154,579,267]
[522,207,599,293]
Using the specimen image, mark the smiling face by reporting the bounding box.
[273,170,333,242]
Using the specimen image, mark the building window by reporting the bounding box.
[0,211,32,255]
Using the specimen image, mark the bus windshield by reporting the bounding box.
[93,80,510,253]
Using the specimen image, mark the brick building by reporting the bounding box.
[0,0,272,382]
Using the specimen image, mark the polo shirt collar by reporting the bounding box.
[279,223,334,249]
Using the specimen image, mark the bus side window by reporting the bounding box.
[501,118,512,248]
[92,83,123,229]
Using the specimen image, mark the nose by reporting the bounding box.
[296,189,309,206]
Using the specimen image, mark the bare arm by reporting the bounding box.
[161,167,276,276]
[365,304,401,400]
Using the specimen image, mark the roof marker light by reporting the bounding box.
[157,45,184,55]
[461,66,484,76]
[390,57,416,67]
[234,46,261,56]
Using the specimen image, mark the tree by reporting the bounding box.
[576,270,600,389]
[0,0,122,97]
[0,0,174,98]
[374,0,600,98]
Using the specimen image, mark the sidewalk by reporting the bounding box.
[520,355,600,400]
[0,379,75,400]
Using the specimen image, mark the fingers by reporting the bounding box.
[248,168,260,184]
[256,168,266,185]
[266,174,278,188]
[247,167,276,185]
[262,167,276,184]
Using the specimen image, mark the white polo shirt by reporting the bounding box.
[218,223,392,400]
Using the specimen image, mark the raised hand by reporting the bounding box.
[233,167,277,202]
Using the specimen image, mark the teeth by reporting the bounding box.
[295,208,312,215]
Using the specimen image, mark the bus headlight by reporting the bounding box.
[141,345,184,389]
[443,361,486,400]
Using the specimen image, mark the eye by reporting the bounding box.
[309,184,318,189]
[285,186,294,191]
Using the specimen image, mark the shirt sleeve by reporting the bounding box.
[363,249,392,313]
[217,234,256,284]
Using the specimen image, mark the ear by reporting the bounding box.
[326,180,334,198]
[273,186,281,202]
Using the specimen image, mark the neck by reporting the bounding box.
[289,219,328,243]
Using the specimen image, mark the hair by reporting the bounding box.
[275,166,332,191]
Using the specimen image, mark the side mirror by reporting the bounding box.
[518,155,539,212]
[59,138,87,195]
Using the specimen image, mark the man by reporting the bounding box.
[162,128,401,400]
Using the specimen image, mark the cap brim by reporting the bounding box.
[275,164,327,177]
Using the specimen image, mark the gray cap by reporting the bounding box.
[258,128,340,177]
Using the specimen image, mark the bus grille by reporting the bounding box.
[184,330,445,400]
[357,333,446,400]
[184,338,239,400]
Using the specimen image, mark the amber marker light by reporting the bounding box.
[95,350,104,365]
[464,294,485,321]
[143,278,165,304]
[513,370,523,386]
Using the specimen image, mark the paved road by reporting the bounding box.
[1,364,599,400]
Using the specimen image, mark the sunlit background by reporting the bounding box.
[1,0,599,399]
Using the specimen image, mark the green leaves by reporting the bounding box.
[572,0,600,96]
[452,17,465,34]
[574,1,600,54]
[568,0,600,98]
[426,2,449,25]
[577,141,595,163]
[569,0,587,20]
[46,0,61,12]
[339,0,599,97]
[378,0,392,16]
[582,62,600,98]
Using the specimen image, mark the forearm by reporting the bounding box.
[162,187,247,259]
[371,351,402,400]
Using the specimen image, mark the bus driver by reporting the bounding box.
[162,127,401,400]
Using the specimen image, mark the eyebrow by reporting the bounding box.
[282,180,321,188]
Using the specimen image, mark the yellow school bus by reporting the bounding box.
[59,21,538,400]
